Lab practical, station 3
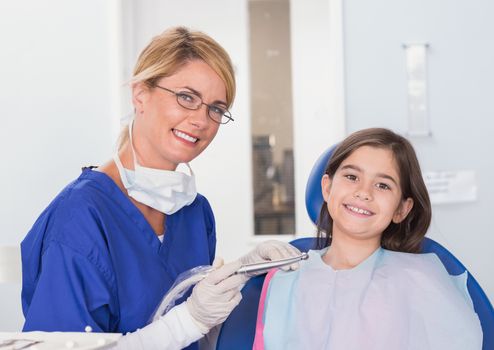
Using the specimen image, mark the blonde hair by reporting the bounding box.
[118,26,236,149]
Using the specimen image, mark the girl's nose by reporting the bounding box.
[354,186,372,201]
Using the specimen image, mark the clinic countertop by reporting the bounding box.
[0,331,121,350]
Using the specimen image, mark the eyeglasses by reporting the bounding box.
[154,85,234,124]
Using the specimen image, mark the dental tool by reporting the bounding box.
[235,252,309,275]
[151,253,310,322]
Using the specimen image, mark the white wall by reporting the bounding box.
[0,0,121,330]
[291,0,346,237]
[0,1,120,245]
[343,0,494,301]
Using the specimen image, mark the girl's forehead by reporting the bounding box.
[339,146,401,177]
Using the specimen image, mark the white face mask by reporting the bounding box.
[114,121,197,215]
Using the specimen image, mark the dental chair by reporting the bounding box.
[216,145,494,350]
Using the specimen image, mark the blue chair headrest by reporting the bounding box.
[305,144,339,225]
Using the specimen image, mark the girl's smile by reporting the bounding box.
[343,203,374,217]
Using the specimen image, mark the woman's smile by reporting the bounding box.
[172,128,199,144]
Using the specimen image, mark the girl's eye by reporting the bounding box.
[376,183,390,190]
[344,174,357,181]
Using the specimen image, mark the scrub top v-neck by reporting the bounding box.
[21,168,216,342]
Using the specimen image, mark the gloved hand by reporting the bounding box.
[186,258,244,334]
[240,240,302,274]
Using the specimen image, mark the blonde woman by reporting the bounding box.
[21,27,299,350]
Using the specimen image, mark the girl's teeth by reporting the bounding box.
[347,205,370,215]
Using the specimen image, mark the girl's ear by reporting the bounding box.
[132,82,150,114]
[321,174,332,202]
[392,197,414,223]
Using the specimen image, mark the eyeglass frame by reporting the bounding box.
[153,85,234,124]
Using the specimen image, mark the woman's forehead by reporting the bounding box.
[157,60,227,100]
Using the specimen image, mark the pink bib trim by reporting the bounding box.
[252,268,279,350]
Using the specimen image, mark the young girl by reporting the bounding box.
[253,128,483,349]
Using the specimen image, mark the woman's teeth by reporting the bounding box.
[173,130,197,143]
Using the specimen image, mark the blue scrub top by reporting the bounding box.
[21,168,216,341]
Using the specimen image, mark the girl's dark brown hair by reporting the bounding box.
[316,128,431,253]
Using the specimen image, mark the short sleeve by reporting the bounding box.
[197,195,216,264]
[22,242,118,332]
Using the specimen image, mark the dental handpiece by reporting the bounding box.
[234,252,309,275]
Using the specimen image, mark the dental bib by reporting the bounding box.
[114,121,197,215]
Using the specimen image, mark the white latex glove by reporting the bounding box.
[185,258,244,334]
[115,303,203,350]
[240,240,302,273]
